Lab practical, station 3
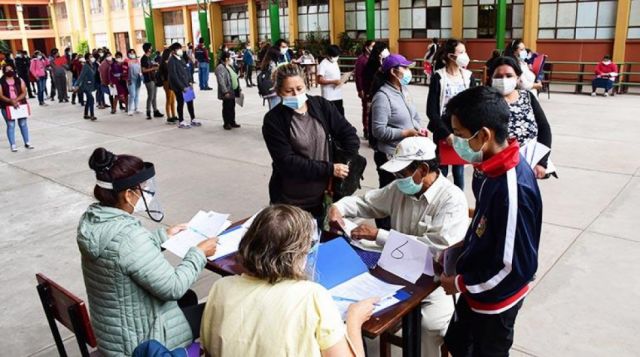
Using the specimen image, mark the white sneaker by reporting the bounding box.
[604,92,609,97]
[178,122,191,129]
[25,143,34,149]
[190,119,202,127]
[591,92,596,97]
[10,145,17,152]
[128,112,134,116]
[134,110,143,114]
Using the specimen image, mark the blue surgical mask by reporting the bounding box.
[396,174,422,196]
[282,93,307,110]
[400,70,412,86]
[452,131,484,163]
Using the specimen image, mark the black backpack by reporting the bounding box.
[332,147,367,198]
[257,68,274,96]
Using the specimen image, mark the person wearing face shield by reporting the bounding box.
[262,64,360,219]
[200,204,378,357]
[488,56,553,179]
[441,86,542,356]
[317,45,345,115]
[427,38,477,191]
[327,137,469,357]
[504,39,543,96]
[77,147,218,356]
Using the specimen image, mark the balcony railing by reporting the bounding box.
[0,19,20,31]
[0,18,51,31]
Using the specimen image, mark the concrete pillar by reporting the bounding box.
[388,0,399,53]
[152,9,164,50]
[329,0,345,45]
[182,5,193,45]
[523,0,539,52]
[209,2,223,61]
[247,0,259,47]
[451,0,463,39]
[16,2,31,53]
[49,2,62,49]
[613,0,631,63]
[288,0,298,44]
[126,0,136,51]
[103,0,115,50]
[82,0,95,49]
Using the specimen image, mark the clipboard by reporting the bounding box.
[5,104,31,119]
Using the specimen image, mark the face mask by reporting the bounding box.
[90,57,96,63]
[128,54,136,59]
[380,48,390,59]
[4,70,14,77]
[116,58,123,63]
[37,55,42,60]
[16,54,22,58]
[396,173,423,196]
[492,77,517,96]
[603,60,611,65]
[454,52,470,68]
[176,49,183,57]
[80,58,86,63]
[106,56,113,61]
[398,69,412,86]
[131,189,154,213]
[332,56,339,62]
[519,51,528,61]
[280,47,288,55]
[282,93,307,110]
[453,132,484,164]
[98,52,103,56]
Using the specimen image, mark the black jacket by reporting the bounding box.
[14,56,30,79]
[526,91,552,167]
[167,55,190,94]
[262,95,360,208]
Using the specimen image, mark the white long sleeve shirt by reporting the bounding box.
[333,174,469,253]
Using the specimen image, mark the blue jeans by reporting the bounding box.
[128,82,141,113]
[1,109,30,147]
[441,165,465,190]
[198,62,210,89]
[36,77,47,104]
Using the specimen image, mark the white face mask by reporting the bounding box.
[602,60,611,65]
[176,49,184,57]
[518,50,528,61]
[454,52,470,68]
[280,47,288,55]
[492,77,518,96]
[128,54,136,59]
[132,190,154,213]
[90,57,96,63]
[79,58,86,63]
[380,48,390,59]
[332,56,339,62]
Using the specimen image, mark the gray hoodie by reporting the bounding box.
[370,82,422,155]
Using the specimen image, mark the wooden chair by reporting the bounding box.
[35,273,100,357]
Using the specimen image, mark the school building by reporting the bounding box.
[1,0,639,63]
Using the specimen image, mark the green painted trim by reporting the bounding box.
[496,0,507,50]
[198,8,213,67]
[365,0,375,40]
[142,0,155,50]
[269,1,280,41]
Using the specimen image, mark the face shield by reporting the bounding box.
[305,219,322,282]
[136,177,164,222]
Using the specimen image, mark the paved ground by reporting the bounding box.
[1,75,638,356]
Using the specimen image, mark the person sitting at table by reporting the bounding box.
[327,137,469,357]
[77,147,219,356]
[200,204,378,357]
[591,55,618,97]
[262,64,360,219]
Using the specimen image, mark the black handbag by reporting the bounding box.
[332,147,367,198]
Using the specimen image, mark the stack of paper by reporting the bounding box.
[330,272,405,320]
[162,210,230,258]
[342,218,384,253]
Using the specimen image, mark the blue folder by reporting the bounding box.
[183,87,195,102]
[315,237,369,290]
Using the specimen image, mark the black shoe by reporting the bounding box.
[153,110,164,118]
[71,100,76,105]
[146,111,151,119]
[80,102,85,106]
[223,124,232,130]
[91,116,97,121]
[205,87,213,90]
[231,123,241,128]
[84,115,91,120]
[29,96,35,99]
[63,99,69,103]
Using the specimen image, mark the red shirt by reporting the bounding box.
[594,61,618,76]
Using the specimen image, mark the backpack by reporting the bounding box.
[257,68,274,96]
[332,147,367,198]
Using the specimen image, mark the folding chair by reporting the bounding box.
[35,273,100,357]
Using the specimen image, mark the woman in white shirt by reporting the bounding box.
[317,45,345,115]
[200,204,377,357]
[504,39,543,95]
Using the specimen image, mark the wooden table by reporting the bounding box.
[206,225,437,357]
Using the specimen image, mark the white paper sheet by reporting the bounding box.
[342,219,384,253]
[162,210,230,258]
[208,226,248,261]
[337,71,353,86]
[520,139,550,169]
[6,104,30,119]
[377,230,431,283]
[329,272,404,320]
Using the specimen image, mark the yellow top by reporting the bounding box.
[200,274,346,357]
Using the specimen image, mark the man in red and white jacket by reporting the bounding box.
[440,86,542,356]
[591,55,618,96]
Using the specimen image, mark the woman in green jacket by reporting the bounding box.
[77,147,218,356]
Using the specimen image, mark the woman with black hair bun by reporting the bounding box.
[77,147,219,356]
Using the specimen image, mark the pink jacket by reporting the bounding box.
[29,57,48,79]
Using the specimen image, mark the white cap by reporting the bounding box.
[380,137,437,173]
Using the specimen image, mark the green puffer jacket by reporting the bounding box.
[77,203,206,356]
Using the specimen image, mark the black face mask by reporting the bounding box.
[4,70,15,77]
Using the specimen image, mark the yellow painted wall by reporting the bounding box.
[388,0,399,53]
[246,0,258,47]
[451,0,463,39]
[288,0,298,45]
[329,0,345,45]
[613,0,631,62]
[209,2,223,62]
[523,0,539,52]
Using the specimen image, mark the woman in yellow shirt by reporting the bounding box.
[200,204,377,357]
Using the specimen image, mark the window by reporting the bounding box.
[257,0,289,42]
[90,0,102,14]
[55,3,68,19]
[345,0,389,40]
[628,0,640,39]
[463,0,523,39]
[298,0,330,40]
[95,33,108,48]
[135,30,146,44]
[222,5,249,43]
[111,0,126,11]
[163,11,184,46]
[538,0,617,40]
[399,0,452,39]
[133,0,144,8]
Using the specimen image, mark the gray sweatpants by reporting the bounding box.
[145,81,158,113]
